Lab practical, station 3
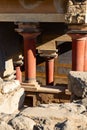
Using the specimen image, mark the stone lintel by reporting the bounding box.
[0,13,65,22]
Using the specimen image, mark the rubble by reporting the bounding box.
[0,103,86,130]
[0,71,87,129]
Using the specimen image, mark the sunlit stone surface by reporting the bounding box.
[0,79,25,114]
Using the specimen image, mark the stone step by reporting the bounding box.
[22,84,67,94]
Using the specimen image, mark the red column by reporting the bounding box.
[69,34,86,71]
[21,33,40,83]
[84,38,87,71]
[15,66,22,82]
[72,38,85,71]
[46,58,54,85]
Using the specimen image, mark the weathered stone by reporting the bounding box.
[19,103,87,130]
[0,88,25,114]
[0,113,16,123]
[3,59,14,77]
[74,97,87,109]
[0,78,4,92]
[10,115,36,130]
[54,120,77,130]
[1,80,20,94]
[0,121,13,130]
[55,118,87,130]
[68,71,87,98]
[0,103,86,130]
[20,103,86,120]
[65,0,87,24]
[33,117,53,130]
[39,103,86,114]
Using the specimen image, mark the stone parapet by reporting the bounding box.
[65,0,87,24]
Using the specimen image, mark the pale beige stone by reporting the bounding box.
[0,88,25,114]
[0,121,13,130]
[19,103,87,130]
[1,80,20,94]
[3,59,14,77]
[10,115,36,130]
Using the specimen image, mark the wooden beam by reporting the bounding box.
[0,13,65,22]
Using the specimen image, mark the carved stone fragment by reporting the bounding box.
[65,0,87,24]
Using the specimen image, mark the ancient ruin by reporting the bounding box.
[0,0,86,129]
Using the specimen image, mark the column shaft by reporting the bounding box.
[24,37,36,82]
[84,38,87,71]
[46,58,54,85]
[16,66,22,82]
[72,38,85,71]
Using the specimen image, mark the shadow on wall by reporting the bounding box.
[57,42,72,55]
[0,22,23,77]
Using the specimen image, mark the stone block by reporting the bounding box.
[3,59,14,77]
[68,71,87,98]
[0,87,25,114]
[65,0,87,24]
[10,115,36,130]
[0,103,87,130]
[0,121,13,130]
[1,80,20,94]
[19,103,87,130]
